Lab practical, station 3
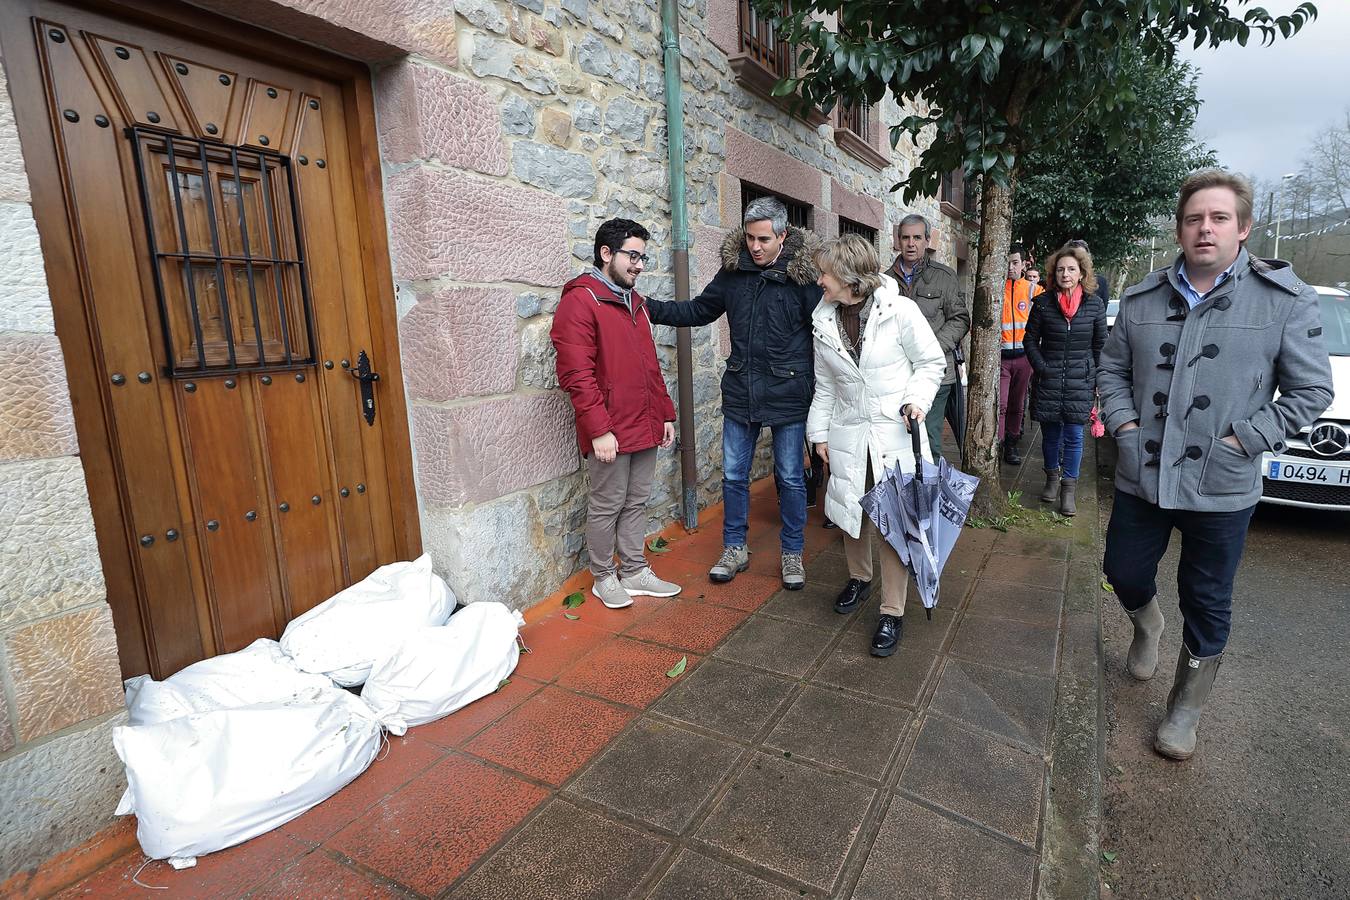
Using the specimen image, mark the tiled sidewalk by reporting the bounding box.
[43,464,1083,899]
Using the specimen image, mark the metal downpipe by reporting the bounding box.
[661,0,698,529]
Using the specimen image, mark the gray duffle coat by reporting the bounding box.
[1097,249,1333,512]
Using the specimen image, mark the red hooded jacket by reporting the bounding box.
[551,272,677,457]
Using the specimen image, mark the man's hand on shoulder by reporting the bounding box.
[592,432,618,463]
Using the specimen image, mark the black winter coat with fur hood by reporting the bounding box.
[646,226,823,426]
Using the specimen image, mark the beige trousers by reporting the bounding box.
[585,446,658,579]
[841,462,909,615]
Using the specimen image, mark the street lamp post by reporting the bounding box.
[1274,172,1297,259]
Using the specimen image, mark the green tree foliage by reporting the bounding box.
[1014,55,1217,269]
[760,0,1317,513]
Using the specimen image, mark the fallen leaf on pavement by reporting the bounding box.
[666,656,687,678]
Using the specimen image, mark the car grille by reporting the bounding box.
[1262,478,1350,506]
[1284,444,1350,462]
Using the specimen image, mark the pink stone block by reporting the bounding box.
[725,128,822,208]
[413,393,578,505]
[0,333,78,462]
[707,1,739,57]
[7,604,122,742]
[717,173,741,229]
[376,63,508,174]
[400,287,518,402]
[693,224,727,290]
[831,178,884,230]
[387,166,571,286]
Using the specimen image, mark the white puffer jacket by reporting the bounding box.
[806,274,946,539]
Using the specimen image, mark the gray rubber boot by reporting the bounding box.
[1124,597,1165,680]
[1040,468,1062,503]
[1154,645,1223,760]
[1057,477,1078,516]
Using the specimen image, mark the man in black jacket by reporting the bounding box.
[646,197,822,590]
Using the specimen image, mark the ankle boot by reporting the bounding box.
[1154,645,1222,760]
[1040,469,1062,503]
[1124,597,1165,680]
[1058,477,1077,516]
[1003,435,1023,465]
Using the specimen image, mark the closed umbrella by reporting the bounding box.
[860,422,980,618]
[945,347,968,466]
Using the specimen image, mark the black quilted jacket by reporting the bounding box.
[1025,291,1108,425]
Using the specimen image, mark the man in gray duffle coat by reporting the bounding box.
[1097,169,1333,761]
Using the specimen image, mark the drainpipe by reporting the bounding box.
[661,0,699,529]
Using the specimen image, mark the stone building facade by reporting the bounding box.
[0,0,973,879]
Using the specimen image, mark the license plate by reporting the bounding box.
[1266,459,1350,485]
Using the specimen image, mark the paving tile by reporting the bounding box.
[764,684,911,781]
[56,828,308,898]
[567,717,743,832]
[465,686,634,785]
[757,579,853,630]
[556,637,699,707]
[512,619,612,681]
[812,640,938,709]
[854,795,1036,900]
[450,800,668,899]
[284,732,447,844]
[692,572,781,611]
[647,850,801,900]
[535,591,671,635]
[651,658,796,742]
[984,552,1068,591]
[994,532,1072,560]
[694,751,875,892]
[326,753,548,896]
[929,659,1057,752]
[249,850,408,899]
[413,675,545,750]
[803,547,849,585]
[846,603,956,654]
[966,582,1064,628]
[898,716,1045,846]
[948,614,1059,677]
[622,599,750,653]
[711,615,835,678]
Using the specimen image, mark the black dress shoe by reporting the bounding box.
[1003,436,1023,466]
[870,614,903,657]
[823,518,838,530]
[834,578,870,614]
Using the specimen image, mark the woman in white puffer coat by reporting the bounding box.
[807,235,946,658]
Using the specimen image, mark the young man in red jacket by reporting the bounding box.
[551,219,682,609]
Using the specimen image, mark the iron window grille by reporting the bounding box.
[742,181,813,230]
[127,127,317,377]
[839,216,878,247]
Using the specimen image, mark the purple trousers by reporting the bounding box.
[999,354,1033,439]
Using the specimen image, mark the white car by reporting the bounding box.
[1260,286,1350,512]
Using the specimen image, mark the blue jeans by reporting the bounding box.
[722,418,806,553]
[1040,421,1085,479]
[1103,489,1256,657]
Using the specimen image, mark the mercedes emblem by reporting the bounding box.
[1308,422,1349,458]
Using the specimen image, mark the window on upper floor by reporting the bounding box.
[838,101,872,144]
[738,0,794,80]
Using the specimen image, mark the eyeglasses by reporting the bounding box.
[611,248,650,265]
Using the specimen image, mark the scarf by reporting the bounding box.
[1057,284,1084,321]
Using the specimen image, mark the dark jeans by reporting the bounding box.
[925,381,953,460]
[722,418,806,553]
[1103,489,1256,657]
[1040,421,1085,479]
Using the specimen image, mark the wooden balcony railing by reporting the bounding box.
[738,0,793,80]
[839,102,871,143]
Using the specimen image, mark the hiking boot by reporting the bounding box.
[1003,435,1023,465]
[1124,597,1165,681]
[871,614,902,657]
[620,567,682,598]
[1040,468,1062,503]
[834,578,871,614]
[781,553,805,590]
[1058,477,1078,516]
[1154,645,1223,760]
[591,574,633,609]
[709,545,749,583]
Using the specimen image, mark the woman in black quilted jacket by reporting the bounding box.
[1025,244,1108,515]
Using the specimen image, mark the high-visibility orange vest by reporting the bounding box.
[1001,278,1041,351]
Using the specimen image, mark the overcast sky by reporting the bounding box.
[1180,1,1349,184]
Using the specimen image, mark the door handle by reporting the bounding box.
[350,349,380,426]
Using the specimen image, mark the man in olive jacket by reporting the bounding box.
[1097,169,1332,761]
[646,197,822,590]
[888,213,970,458]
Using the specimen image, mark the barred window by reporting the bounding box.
[742,181,813,229]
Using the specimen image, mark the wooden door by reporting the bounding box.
[1,0,420,678]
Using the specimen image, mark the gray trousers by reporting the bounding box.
[586,446,658,579]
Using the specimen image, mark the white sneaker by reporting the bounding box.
[620,567,682,598]
[592,574,633,609]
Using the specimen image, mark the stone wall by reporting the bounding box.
[0,52,128,879]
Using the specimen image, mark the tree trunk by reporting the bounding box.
[962,175,1016,519]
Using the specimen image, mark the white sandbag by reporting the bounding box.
[114,687,381,864]
[123,638,336,727]
[280,554,455,686]
[361,602,524,731]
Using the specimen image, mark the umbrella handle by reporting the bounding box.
[909,412,923,470]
